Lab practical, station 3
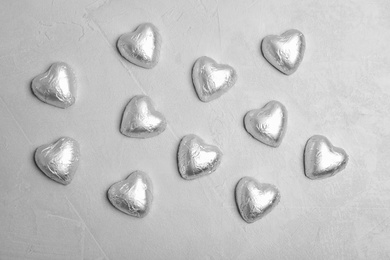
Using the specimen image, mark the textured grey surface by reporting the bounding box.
[1,0,390,259]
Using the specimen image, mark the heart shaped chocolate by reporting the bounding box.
[31,62,77,108]
[261,29,305,75]
[244,100,287,147]
[177,134,223,180]
[117,23,161,69]
[34,137,80,185]
[235,177,281,223]
[107,171,153,218]
[304,135,349,180]
[192,56,237,102]
[120,95,167,138]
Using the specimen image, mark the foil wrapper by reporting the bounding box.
[31,62,77,108]
[244,100,287,147]
[235,177,281,223]
[177,134,223,180]
[107,171,153,218]
[261,29,305,75]
[120,95,167,138]
[192,56,237,102]
[34,137,80,185]
[304,135,349,180]
[117,23,162,69]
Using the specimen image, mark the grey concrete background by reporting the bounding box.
[1,0,390,259]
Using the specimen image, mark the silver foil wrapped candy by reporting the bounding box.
[177,134,223,180]
[34,137,80,185]
[117,23,161,69]
[120,95,167,138]
[31,62,77,108]
[304,135,349,180]
[244,100,287,147]
[107,171,153,218]
[192,56,237,102]
[261,29,305,75]
[235,177,281,223]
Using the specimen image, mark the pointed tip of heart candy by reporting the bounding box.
[117,23,161,69]
[304,135,349,180]
[34,137,80,185]
[261,29,305,75]
[192,56,237,102]
[34,150,69,185]
[31,62,77,109]
[120,95,167,139]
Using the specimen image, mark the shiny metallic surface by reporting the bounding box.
[177,134,223,180]
[244,100,287,147]
[117,23,161,69]
[192,56,237,102]
[235,177,281,224]
[304,135,349,180]
[34,137,80,185]
[31,62,77,108]
[120,95,167,138]
[261,29,305,75]
[107,171,153,218]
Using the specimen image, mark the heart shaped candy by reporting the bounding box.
[117,23,162,69]
[34,137,80,185]
[120,95,167,138]
[261,29,305,75]
[107,171,153,218]
[177,134,223,180]
[304,135,349,180]
[31,62,77,108]
[244,100,287,147]
[192,56,237,102]
[235,177,281,223]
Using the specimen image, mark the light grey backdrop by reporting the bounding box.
[1,0,389,259]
